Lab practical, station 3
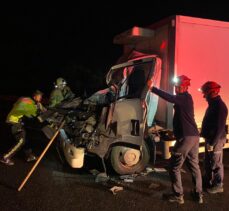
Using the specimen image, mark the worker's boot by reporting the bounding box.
[0,156,14,166]
[25,149,37,162]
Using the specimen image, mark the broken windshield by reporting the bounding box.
[106,57,156,99]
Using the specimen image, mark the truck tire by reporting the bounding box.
[110,142,150,175]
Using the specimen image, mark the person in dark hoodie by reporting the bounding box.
[149,75,203,204]
[200,81,228,194]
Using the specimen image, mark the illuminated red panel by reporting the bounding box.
[132,26,141,36]
[175,16,229,126]
[160,40,167,51]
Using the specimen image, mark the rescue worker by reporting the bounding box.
[200,81,228,194]
[149,75,203,204]
[0,90,45,166]
[49,77,75,108]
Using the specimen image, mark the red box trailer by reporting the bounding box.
[114,15,229,158]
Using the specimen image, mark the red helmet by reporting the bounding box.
[173,75,191,87]
[200,81,221,95]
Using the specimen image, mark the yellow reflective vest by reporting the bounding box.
[6,97,38,124]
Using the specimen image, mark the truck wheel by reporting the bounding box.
[110,142,150,175]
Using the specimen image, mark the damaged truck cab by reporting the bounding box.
[43,55,161,175]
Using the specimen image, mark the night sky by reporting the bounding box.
[1,4,229,97]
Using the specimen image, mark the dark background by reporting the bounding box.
[1,4,229,97]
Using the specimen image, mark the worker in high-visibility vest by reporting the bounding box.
[0,90,46,166]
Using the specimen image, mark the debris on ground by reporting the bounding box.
[119,174,138,182]
[109,186,124,195]
[140,172,148,176]
[124,178,134,183]
[89,169,100,176]
[95,172,109,183]
[119,174,138,180]
[153,168,167,172]
[148,182,161,189]
[146,167,154,173]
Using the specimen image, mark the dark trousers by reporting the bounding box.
[204,139,225,187]
[4,123,31,159]
[169,136,202,196]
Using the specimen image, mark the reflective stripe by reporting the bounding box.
[171,151,182,156]
[6,97,37,123]
[21,98,33,104]
[213,150,222,154]
[4,138,24,159]
[7,115,23,124]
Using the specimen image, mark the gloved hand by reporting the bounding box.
[206,143,214,152]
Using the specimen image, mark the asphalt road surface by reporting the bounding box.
[1,130,229,211]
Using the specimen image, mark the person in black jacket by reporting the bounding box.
[200,81,228,194]
[150,75,203,204]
